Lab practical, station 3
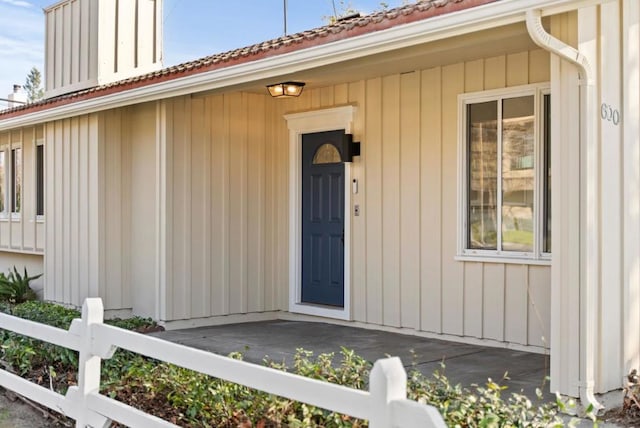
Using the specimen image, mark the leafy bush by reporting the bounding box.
[0,300,592,427]
[0,266,41,304]
[0,301,155,390]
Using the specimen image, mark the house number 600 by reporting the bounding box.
[601,103,621,125]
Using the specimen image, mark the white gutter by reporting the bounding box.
[0,0,613,131]
[526,9,602,411]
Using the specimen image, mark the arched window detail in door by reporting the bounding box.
[312,143,341,164]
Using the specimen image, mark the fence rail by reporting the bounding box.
[0,298,446,428]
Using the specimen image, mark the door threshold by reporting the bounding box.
[289,301,350,321]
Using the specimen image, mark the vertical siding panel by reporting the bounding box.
[400,72,420,329]
[77,116,88,303]
[349,80,367,322]
[465,59,484,93]
[170,98,186,318]
[528,266,551,348]
[137,0,155,66]
[504,264,528,344]
[310,88,322,109]
[90,113,102,300]
[70,117,79,306]
[484,55,506,90]
[63,119,71,304]
[441,63,465,335]
[483,264,505,341]
[182,97,193,319]
[264,97,276,311]
[381,75,401,327]
[55,121,64,301]
[79,0,90,82]
[211,95,228,315]
[158,100,173,320]
[421,67,442,333]
[202,98,213,317]
[54,8,63,89]
[365,78,383,324]
[247,93,265,312]
[62,3,72,86]
[121,110,132,308]
[507,52,529,87]
[130,104,157,317]
[117,0,135,72]
[334,83,349,105]
[44,124,55,300]
[88,0,99,79]
[190,98,207,318]
[71,0,80,84]
[105,110,123,309]
[529,49,550,83]
[464,263,483,337]
[276,99,290,310]
[320,86,334,107]
[46,11,55,92]
[228,94,247,313]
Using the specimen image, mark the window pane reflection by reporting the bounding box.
[501,96,534,252]
[468,101,498,250]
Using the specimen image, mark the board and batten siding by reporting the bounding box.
[357,49,550,348]
[158,93,289,321]
[159,48,551,347]
[44,0,162,97]
[44,110,138,311]
[274,49,551,349]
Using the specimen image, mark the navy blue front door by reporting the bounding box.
[301,130,345,307]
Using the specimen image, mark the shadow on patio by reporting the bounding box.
[151,320,553,402]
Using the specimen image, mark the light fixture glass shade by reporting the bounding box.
[267,81,305,98]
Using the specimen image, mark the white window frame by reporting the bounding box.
[456,83,550,265]
[10,143,23,220]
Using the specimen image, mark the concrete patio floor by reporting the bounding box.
[151,320,552,402]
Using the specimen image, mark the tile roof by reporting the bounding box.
[0,0,496,119]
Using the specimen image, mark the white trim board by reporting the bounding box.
[285,106,357,321]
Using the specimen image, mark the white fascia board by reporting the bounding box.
[0,0,610,131]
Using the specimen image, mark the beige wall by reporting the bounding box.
[45,114,101,306]
[157,47,551,349]
[272,49,551,349]
[43,103,158,315]
[158,93,289,321]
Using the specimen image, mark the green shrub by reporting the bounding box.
[0,300,592,427]
[10,301,79,329]
[0,266,41,304]
[0,301,155,392]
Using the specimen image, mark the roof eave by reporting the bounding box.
[0,0,611,131]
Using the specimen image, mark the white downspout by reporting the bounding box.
[525,9,602,411]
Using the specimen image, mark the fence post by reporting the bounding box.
[369,357,407,428]
[75,298,109,428]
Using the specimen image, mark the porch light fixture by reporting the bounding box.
[267,81,305,98]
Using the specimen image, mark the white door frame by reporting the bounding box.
[284,106,356,320]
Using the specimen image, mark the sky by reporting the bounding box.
[0,0,404,107]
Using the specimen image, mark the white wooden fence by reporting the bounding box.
[0,298,446,427]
